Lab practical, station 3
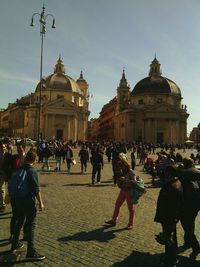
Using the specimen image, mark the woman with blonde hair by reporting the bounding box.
[105,153,136,230]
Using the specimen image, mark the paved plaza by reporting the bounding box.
[1,148,200,266]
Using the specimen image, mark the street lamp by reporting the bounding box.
[30,4,56,141]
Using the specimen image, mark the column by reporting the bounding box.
[142,120,145,142]
[176,120,179,143]
[51,115,55,140]
[169,120,172,143]
[45,114,48,139]
[74,117,77,141]
[68,117,71,140]
[154,120,157,143]
[147,119,151,142]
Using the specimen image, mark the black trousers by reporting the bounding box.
[181,205,200,252]
[80,160,87,172]
[11,197,37,252]
[92,164,101,182]
[162,223,178,267]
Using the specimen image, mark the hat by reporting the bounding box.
[119,153,130,167]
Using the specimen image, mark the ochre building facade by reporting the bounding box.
[0,57,90,141]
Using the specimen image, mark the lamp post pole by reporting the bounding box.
[30,5,56,141]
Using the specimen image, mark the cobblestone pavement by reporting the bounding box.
[1,148,200,266]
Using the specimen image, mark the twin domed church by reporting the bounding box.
[0,56,189,143]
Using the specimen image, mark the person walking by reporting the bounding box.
[105,153,136,230]
[154,166,184,267]
[64,143,74,172]
[9,142,27,241]
[176,157,200,260]
[90,146,104,185]
[9,150,45,261]
[111,148,122,185]
[41,143,52,170]
[78,145,89,173]
[130,148,136,170]
[0,142,12,212]
[54,142,63,171]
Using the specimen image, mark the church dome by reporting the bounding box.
[35,57,82,94]
[131,57,181,97]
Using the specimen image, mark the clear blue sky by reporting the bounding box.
[0,0,199,135]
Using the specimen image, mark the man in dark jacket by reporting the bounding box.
[176,157,200,260]
[154,165,184,267]
[90,146,104,185]
[78,145,89,173]
[0,142,12,212]
[9,150,45,261]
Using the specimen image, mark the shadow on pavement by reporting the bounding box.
[111,251,200,267]
[58,226,127,243]
[0,250,45,265]
[176,255,200,267]
[63,183,90,187]
[63,182,114,187]
[0,214,12,218]
[0,239,10,247]
[0,216,12,220]
[111,250,163,267]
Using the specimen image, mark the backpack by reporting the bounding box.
[8,167,30,198]
[131,176,146,204]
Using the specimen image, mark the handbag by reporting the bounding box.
[131,176,146,204]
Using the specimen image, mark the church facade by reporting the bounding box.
[114,57,189,144]
[0,57,90,141]
[93,57,189,144]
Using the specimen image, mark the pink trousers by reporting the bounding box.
[112,190,135,225]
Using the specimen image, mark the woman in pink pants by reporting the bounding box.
[105,153,136,230]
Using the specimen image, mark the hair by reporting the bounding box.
[25,150,37,163]
[183,157,194,169]
[164,165,177,177]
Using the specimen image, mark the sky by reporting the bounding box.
[0,0,199,135]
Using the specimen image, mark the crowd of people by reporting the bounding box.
[1,139,200,266]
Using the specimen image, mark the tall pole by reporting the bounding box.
[38,28,44,142]
[30,5,56,141]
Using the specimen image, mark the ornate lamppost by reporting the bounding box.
[30,5,56,141]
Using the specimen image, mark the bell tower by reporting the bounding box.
[117,69,130,112]
[76,71,89,99]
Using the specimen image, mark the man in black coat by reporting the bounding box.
[176,157,200,260]
[154,165,184,267]
[0,142,12,212]
[90,146,104,185]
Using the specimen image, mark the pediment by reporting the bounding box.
[147,103,177,112]
[44,98,75,110]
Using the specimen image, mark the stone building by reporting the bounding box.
[90,57,189,144]
[115,57,189,143]
[0,57,90,141]
[98,98,117,140]
[190,124,200,143]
